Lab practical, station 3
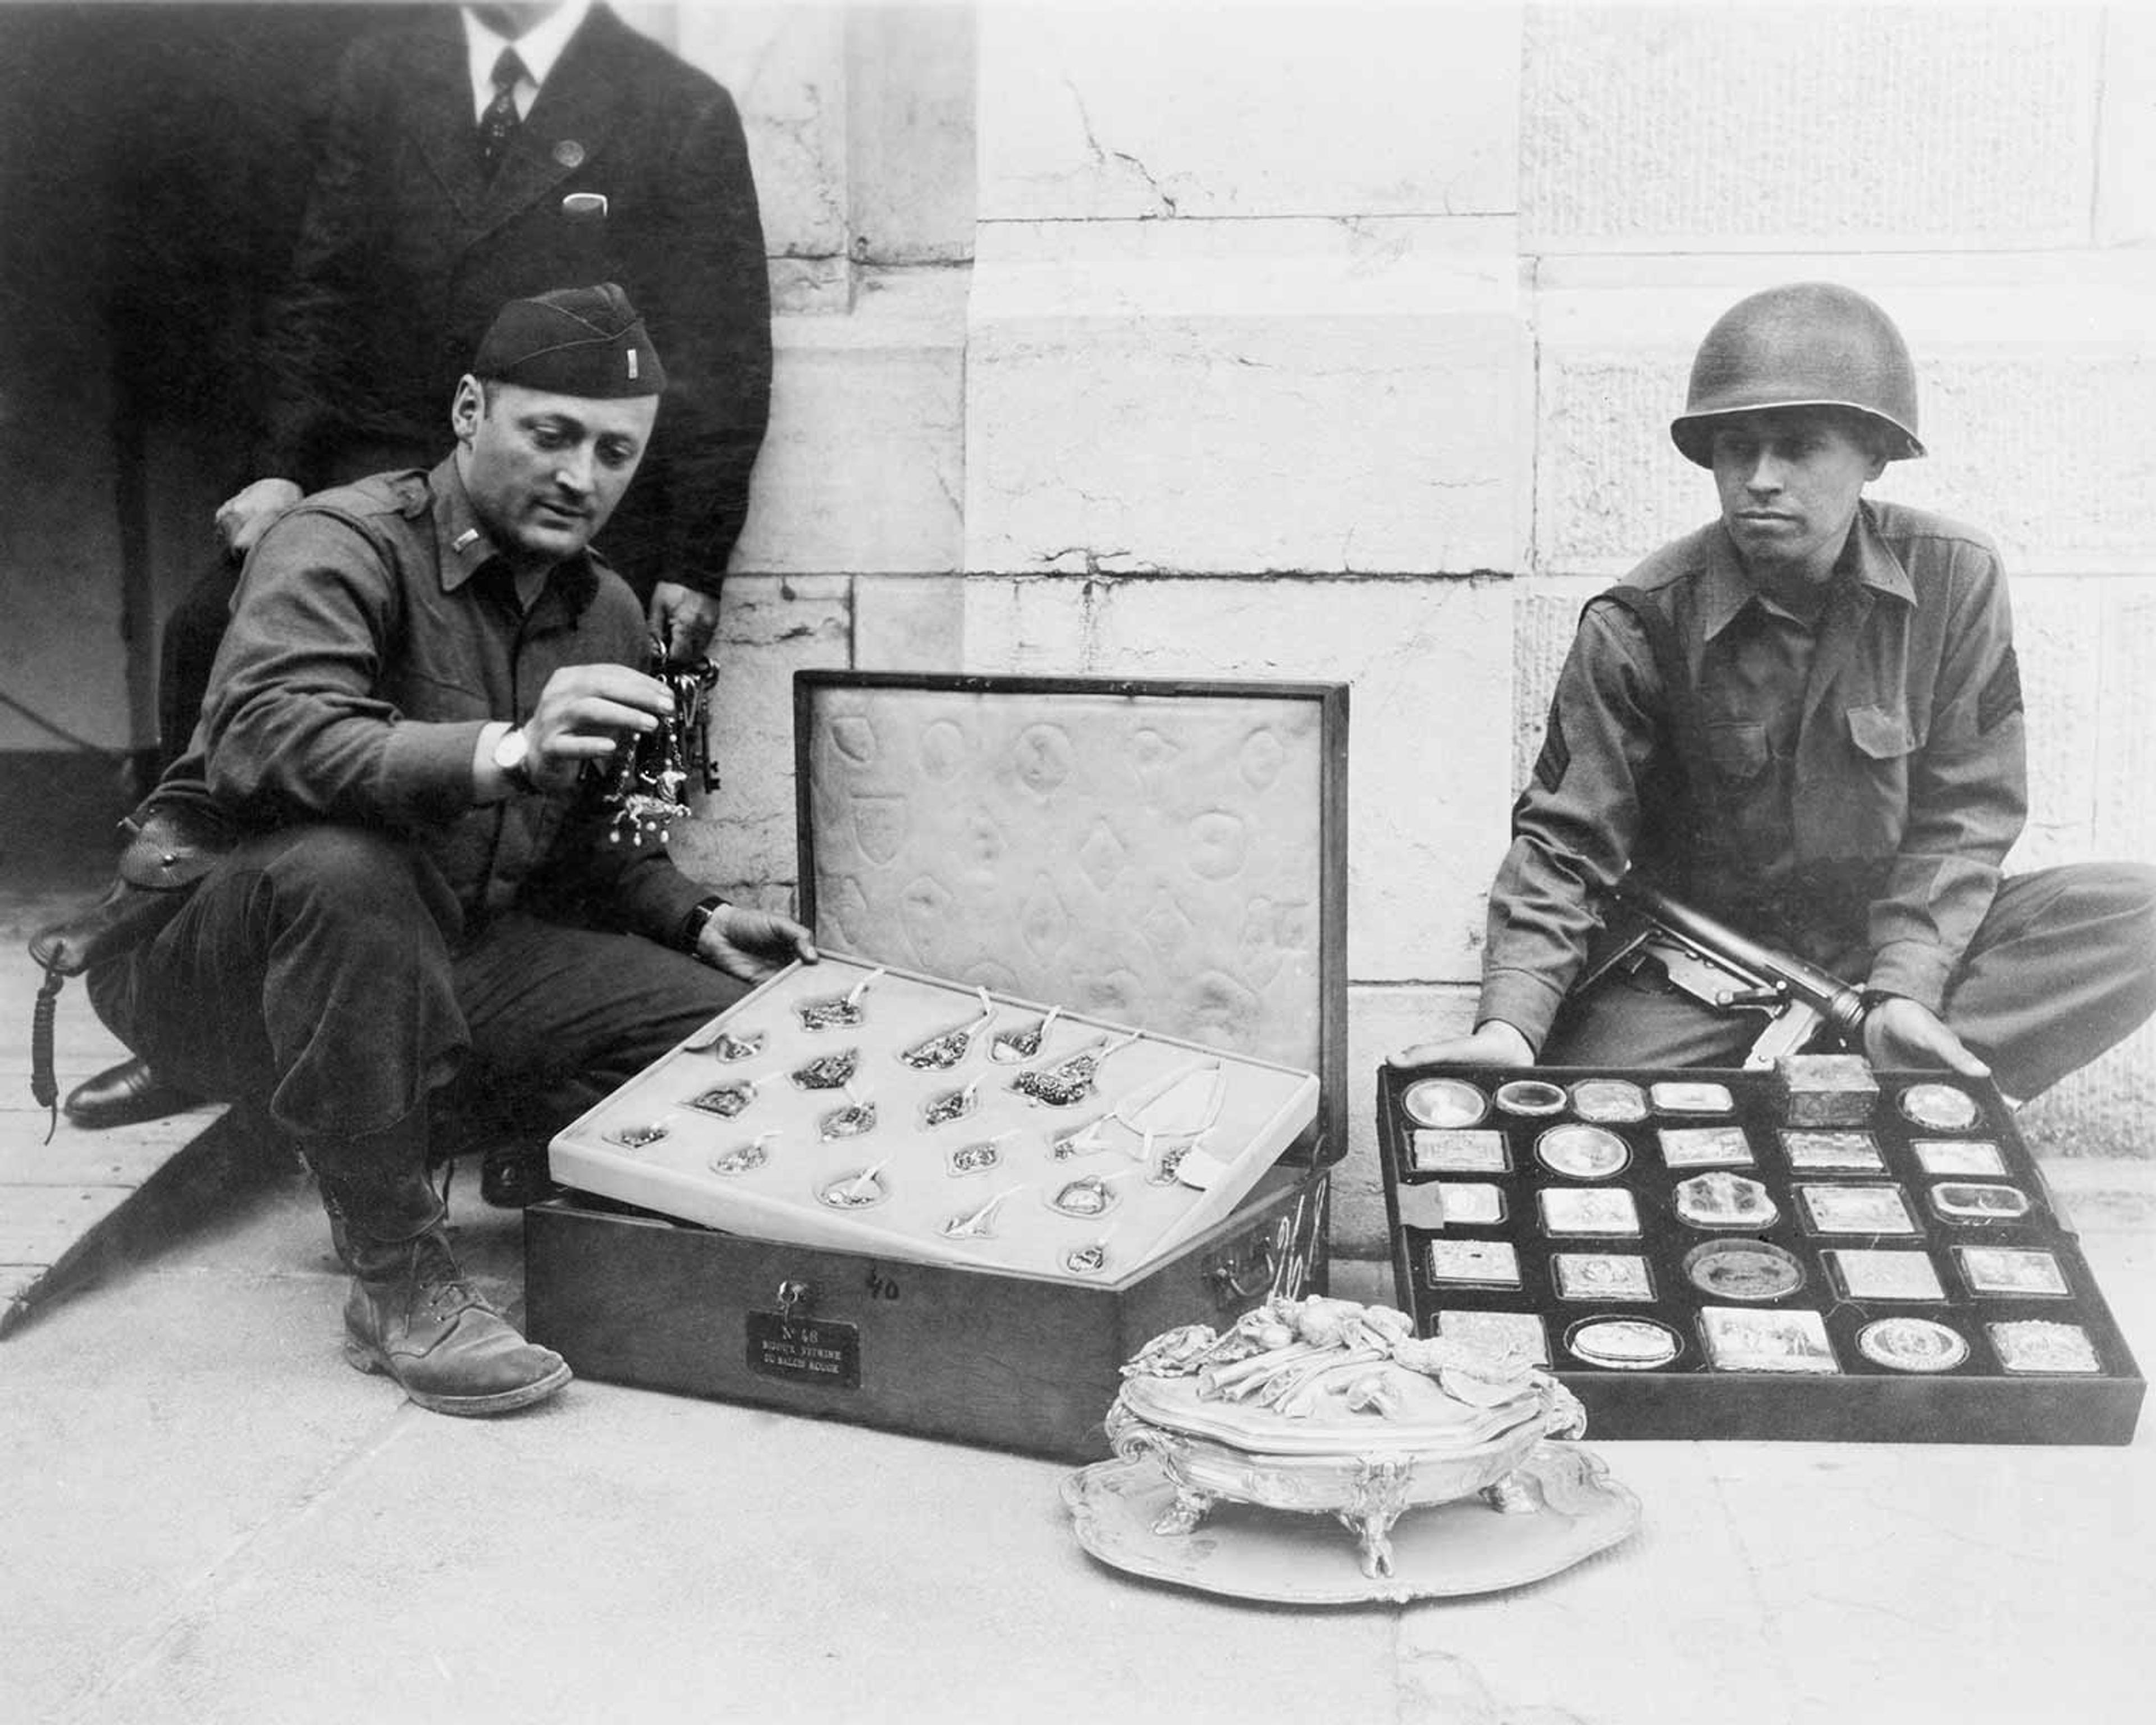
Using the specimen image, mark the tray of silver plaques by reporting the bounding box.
[550,953,1321,1284]
[1376,1060,2144,1444]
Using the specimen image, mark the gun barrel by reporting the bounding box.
[1615,875,1867,1039]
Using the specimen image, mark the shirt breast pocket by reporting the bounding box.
[1825,702,1915,857]
[1847,704,1914,763]
[1705,720,1770,787]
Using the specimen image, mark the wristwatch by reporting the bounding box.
[680,894,730,952]
[491,726,540,795]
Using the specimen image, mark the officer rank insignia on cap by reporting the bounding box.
[471,282,665,398]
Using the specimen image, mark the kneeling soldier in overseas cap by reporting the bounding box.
[1396,281,2156,1098]
[80,285,815,1417]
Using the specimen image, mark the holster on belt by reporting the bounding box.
[27,792,232,1133]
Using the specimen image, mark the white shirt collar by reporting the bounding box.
[461,0,592,120]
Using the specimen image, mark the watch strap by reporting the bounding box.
[680,894,730,952]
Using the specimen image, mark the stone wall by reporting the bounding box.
[653,3,2156,1252]
[378,7,2156,1248]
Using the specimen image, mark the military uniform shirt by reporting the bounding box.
[1481,499,2027,1048]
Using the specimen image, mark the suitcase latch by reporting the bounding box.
[1204,1232,1281,1310]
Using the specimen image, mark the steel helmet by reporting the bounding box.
[1670,282,1924,467]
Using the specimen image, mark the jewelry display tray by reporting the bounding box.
[1377,1064,2144,1445]
[528,672,1348,1460]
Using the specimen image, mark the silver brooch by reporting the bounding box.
[796,968,884,1032]
[897,987,997,1071]
[1010,1031,1139,1108]
[989,1005,1062,1065]
[788,1048,860,1092]
[817,1162,889,1210]
[710,1133,777,1177]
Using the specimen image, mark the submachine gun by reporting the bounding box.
[1595,875,1870,1070]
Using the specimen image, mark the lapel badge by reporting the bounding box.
[554,138,587,170]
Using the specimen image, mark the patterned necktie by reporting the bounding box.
[477,46,527,175]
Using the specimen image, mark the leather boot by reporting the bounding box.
[63,1055,199,1130]
[319,1169,571,1417]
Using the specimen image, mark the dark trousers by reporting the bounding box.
[1541,863,2156,1099]
[87,825,747,1175]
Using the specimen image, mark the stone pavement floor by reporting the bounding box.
[2,1147,2149,1724]
[4,868,2152,1724]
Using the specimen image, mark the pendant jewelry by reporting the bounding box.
[898,988,997,1070]
[606,1120,670,1150]
[817,1162,889,1210]
[1050,1116,1114,1160]
[789,1048,860,1091]
[687,1026,765,1062]
[921,1078,982,1129]
[1010,1032,1139,1108]
[1049,1173,1122,1219]
[990,1006,1062,1065]
[942,1185,1024,1240]
[817,1088,879,1142]
[1144,1138,1195,1188]
[685,1079,762,1119]
[710,1132,777,1176]
[600,641,718,846]
[945,1135,1010,1178]
[797,967,884,1032]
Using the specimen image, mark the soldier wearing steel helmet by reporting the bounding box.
[1396,282,2156,1098]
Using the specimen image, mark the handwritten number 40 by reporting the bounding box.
[866,1269,901,1302]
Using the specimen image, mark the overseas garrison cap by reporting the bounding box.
[471,282,666,398]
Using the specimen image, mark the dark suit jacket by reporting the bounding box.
[258,3,771,595]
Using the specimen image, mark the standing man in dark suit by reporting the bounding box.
[71,0,772,1131]
[221,0,769,645]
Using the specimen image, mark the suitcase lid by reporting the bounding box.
[793,671,1347,1167]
